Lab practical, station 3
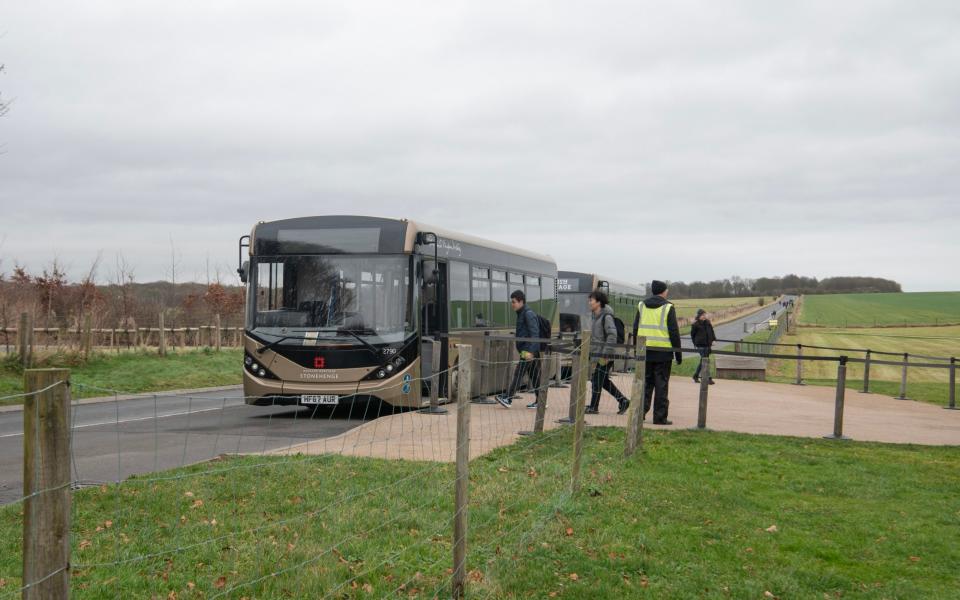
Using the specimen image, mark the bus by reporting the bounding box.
[237,216,558,408]
[557,271,644,334]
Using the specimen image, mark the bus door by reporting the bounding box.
[420,260,449,396]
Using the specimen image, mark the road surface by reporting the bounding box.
[0,390,383,504]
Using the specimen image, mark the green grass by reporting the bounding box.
[0,348,243,405]
[3,428,957,598]
[672,296,766,321]
[761,327,960,406]
[800,292,960,327]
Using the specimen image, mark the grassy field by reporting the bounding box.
[763,326,959,406]
[672,296,767,320]
[1,428,957,598]
[799,292,960,327]
[0,348,243,405]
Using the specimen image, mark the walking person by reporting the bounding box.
[690,308,716,385]
[585,291,630,415]
[495,290,542,408]
[632,280,682,425]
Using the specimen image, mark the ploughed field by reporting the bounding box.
[799,291,960,327]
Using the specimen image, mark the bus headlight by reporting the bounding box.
[258,368,267,377]
[376,369,386,379]
[385,364,395,373]
[244,355,253,366]
[393,357,406,368]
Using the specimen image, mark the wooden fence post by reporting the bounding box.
[794,344,804,385]
[624,336,647,457]
[81,314,93,358]
[158,313,167,356]
[946,357,957,411]
[558,336,582,424]
[214,314,222,351]
[860,350,871,394]
[18,312,33,368]
[695,351,710,429]
[824,357,850,440]
[570,328,592,494]
[22,368,71,600]
[451,344,472,599]
[897,353,909,400]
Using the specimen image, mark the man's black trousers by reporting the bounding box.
[643,360,672,422]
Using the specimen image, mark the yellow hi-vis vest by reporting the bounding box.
[635,302,673,349]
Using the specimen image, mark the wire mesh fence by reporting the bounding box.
[0,330,957,598]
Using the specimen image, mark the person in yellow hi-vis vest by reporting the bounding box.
[631,280,682,425]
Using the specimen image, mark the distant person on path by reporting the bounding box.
[585,291,630,415]
[496,290,542,408]
[690,308,716,385]
[632,280,682,425]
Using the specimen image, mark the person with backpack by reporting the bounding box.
[585,291,630,415]
[495,290,545,408]
[690,308,716,385]
[632,280,682,425]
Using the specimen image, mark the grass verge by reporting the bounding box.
[2,428,957,598]
[0,348,243,405]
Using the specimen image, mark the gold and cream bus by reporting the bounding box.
[238,216,557,408]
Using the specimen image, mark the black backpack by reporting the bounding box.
[605,313,626,345]
[536,313,551,351]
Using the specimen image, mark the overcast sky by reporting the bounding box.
[1,1,958,291]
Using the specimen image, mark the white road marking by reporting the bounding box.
[0,404,244,438]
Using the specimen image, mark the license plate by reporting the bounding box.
[300,394,339,405]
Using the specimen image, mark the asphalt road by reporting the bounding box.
[0,390,383,505]
[710,295,795,343]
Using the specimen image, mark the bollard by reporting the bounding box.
[624,336,647,457]
[794,344,804,385]
[734,341,742,353]
[23,369,72,600]
[451,345,471,599]
[946,357,957,410]
[694,351,710,429]
[897,353,909,400]
[214,313,222,351]
[570,328,591,494]
[824,357,851,440]
[860,350,871,394]
[425,339,448,414]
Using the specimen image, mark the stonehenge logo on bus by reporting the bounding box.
[557,278,580,292]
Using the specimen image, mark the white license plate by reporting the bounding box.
[300,394,339,405]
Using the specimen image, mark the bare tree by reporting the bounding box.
[112,252,137,329]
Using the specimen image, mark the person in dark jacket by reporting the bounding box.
[495,290,542,407]
[690,308,716,384]
[586,291,630,415]
[631,280,682,425]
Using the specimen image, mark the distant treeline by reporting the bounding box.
[655,275,902,299]
[0,261,244,332]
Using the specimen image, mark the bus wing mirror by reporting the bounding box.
[238,260,250,284]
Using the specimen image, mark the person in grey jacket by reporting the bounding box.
[585,291,630,415]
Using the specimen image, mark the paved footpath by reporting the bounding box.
[274,375,960,463]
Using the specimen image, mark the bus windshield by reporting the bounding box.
[250,255,413,343]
